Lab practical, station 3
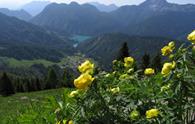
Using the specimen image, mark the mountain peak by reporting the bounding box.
[140,0,169,10]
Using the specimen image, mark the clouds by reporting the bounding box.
[0,0,195,9]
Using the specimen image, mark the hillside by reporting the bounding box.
[78,33,184,69]
[21,1,50,16]
[0,12,75,62]
[0,8,32,21]
[31,0,195,40]
[31,2,119,36]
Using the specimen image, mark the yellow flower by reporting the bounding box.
[124,57,134,68]
[69,90,79,98]
[146,109,159,119]
[130,110,140,120]
[78,60,94,74]
[68,120,73,124]
[161,61,176,76]
[168,41,175,49]
[110,87,120,94]
[187,30,195,44]
[144,68,155,76]
[161,45,173,56]
[74,73,94,89]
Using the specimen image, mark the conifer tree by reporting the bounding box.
[62,68,74,87]
[151,54,162,72]
[141,53,150,70]
[0,72,15,96]
[45,68,58,89]
[117,42,129,61]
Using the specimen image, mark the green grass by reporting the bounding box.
[0,88,68,123]
[0,55,88,68]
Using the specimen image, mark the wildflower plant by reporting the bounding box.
[13,31,195,124]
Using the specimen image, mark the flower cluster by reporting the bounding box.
[161,41,175,56]
[73,60,95,91]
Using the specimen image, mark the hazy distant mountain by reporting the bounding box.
[0,8,31,21]
[78,33,183,69]
[31,0,195,40]
[31,2,120,36]
[0,13,75,61]
[22,1,50,16]
[88,2,118,12]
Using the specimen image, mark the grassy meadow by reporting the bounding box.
[0,88,69,123]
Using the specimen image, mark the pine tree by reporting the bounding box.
[62,68,74,88]
[45,68,58,89]
[151,54,162,72]
[0,72,15,96]
[117,42,129,61]
[141,53,150,70]
[35,78,41,91]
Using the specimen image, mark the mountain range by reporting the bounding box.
[0,8,32,21]
[0,12,75,61]
[21,1,50,16]
[88,2,118,12]
[31,0,195,40]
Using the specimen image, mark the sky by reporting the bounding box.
[0,0,195,9]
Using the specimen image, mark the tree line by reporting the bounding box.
[0,42,162,96]
[0,67,75,96]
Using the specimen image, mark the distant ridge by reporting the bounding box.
[0,12,75,61]
[88,2,118,12]
[31,1,195,40]
[0,8,31,21]
[21,1,50,16]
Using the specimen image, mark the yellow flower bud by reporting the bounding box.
[146,109,159,119]
[63,119,67,124]
[69,90,79,98]
[74,73,94,89]
[78,60,94,74]
[187,30,195,44]
[68,120,74,124]
[124,57,134,68]
[168,41,175,49]
[130,110,140,120]
[144,68,155,76]
[110,87,120,94]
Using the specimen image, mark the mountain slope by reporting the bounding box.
[21,1,50,16]
[31,2,121,36]
[88,2,118,12]
[0,13,75,61]
[31,0,195,40]
[77,33,184,69]
[0,8,32,21]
